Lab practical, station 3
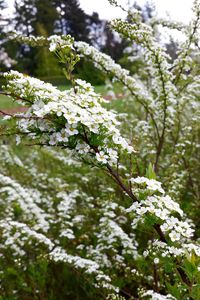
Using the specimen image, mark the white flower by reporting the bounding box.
[76,143,90,154]
[56,129,69,142]
[131,177,147,185]
[65,124,78,136]
[76,79,92,90]
[49,42,57,52]
[169,232,181,242]
[143,250,149,257]
[130,177,164,194]
[154,258,159,264]
[96,151,108,164]
[146,179,165,194]
[2,115,12,120]
[49,133,57,145]
[136,207,147,215]
[16,135,21,145]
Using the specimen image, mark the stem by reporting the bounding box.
[107,165,138,202]
[153,263,159,292]
[173,11,200,86]
[153,52,168,174]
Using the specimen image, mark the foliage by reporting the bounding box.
[1,1,200,299]
[11,0,126,79]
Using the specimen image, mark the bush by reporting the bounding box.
[1,2,200,299]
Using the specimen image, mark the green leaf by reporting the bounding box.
[191,284,200,299]
[166,282,183,299]
[182,259,197,280]
[146,163,156,180]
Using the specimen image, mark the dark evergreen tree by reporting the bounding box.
[0,0,7,35]
[14,0,58,35]
[14,0,36,35]
[0,0,16,71]
[128,1,155,23]
[166,38,178,61]
[87,12,104,47]
[0,0,6,71]
[86,12,127,62]
[101,21,128,62]
[34,0,58,35]
[54,0,90,42]
[13,0,61,77]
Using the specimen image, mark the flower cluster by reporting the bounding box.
[139,290,176,300]
[0,173,50,232]
[130,177,165,194]
[2,0,200,298]
[172,0,200,86]
[3,70,134,167]
[75,40,150,104]
[11,31,46,47]
[145,239,200,260]
[110,18,177,128]
[48,34,74,52]
[85,200,138,271]
[0,152,124,293]
[128,176,195,245]
[0,218,116,292]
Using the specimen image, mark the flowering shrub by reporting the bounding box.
[1,0,200,299]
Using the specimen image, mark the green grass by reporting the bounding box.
[58,85,106,94]
[57,85,70,91]
[0,94,19,109]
